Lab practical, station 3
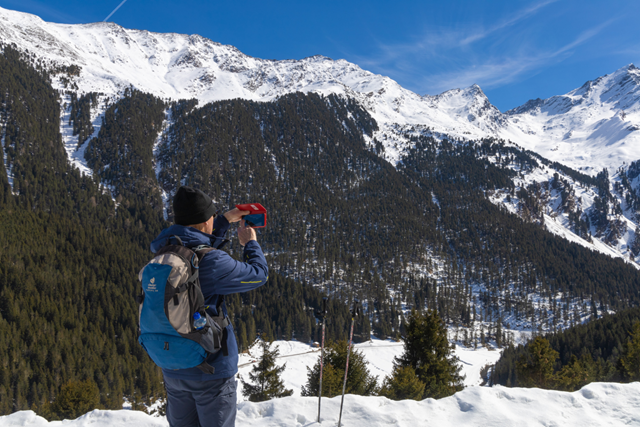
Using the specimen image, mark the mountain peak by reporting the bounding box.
[432,83,487,101]
[466,84,489,99]
[303,55,334,62]
[505,98,544,116]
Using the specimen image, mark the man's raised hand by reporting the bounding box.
[223,208,250,223]
[237,219,257,246]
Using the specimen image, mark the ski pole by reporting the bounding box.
[338,299,360,427]
[316,297,328,424]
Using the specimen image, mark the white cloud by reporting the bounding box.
[458,0,559,46]
[349,1,618,99]
[419,18,616,94]
[359,0,557,66]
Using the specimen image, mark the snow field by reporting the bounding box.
[236,382,640,427]
[3,382,639,426]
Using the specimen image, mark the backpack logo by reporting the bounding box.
[148,277,158,292]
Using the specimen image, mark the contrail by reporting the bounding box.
[103,0,128,22]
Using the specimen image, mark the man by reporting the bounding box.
[150,186,268,427]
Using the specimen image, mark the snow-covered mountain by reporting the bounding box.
[2,6,639,175]
[0,7,504,141]
[505,64,640,174]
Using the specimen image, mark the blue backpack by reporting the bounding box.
[136,236,229,374]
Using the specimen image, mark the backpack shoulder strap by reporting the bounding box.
[192,245,215,262]
[156,244,196,263]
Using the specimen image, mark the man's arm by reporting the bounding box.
[210,208,249,248]
[211,214,231,239]
[201,217,267,295]
[200,240,268,295]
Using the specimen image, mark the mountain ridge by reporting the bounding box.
[503,63,640,174]
[2,6,639,175]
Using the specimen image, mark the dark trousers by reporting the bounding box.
[164,375,237,427]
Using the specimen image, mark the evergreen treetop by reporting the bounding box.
[242,339,293,402]
[378,365,425,401]
[301,340,378,398]
[394,310,463,399]
[515,337,559,389]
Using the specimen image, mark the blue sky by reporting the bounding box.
[1,0,639,111]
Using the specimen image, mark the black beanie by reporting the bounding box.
[173,186,216,225]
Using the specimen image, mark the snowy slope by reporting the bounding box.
[505,65,640,174]
[377,124,640,271]
[3,382,639,426]
[58,91,109,176]
[0,6,493,140]
[487,158,640,266]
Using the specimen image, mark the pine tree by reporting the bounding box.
[619,321,640,381]
[554,354,595,391]
[301,340,378,397]
[51,380,101,420]
[242,339,292,402]
[516,336,558,388]
[379,366,425,401]
[394,310,463,399]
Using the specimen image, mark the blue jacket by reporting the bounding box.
[150,214,268,381]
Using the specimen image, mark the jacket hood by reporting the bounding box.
[150,224,221,253]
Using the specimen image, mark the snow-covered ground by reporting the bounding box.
[237,338,502,400]
[3,382,639,426]
[0,337,632,426]
[57,90,108,177]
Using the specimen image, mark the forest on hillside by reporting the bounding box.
[491,306,640,389]
[1,43,639,415]
[151,97,640,335]
[0,45,352,415]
